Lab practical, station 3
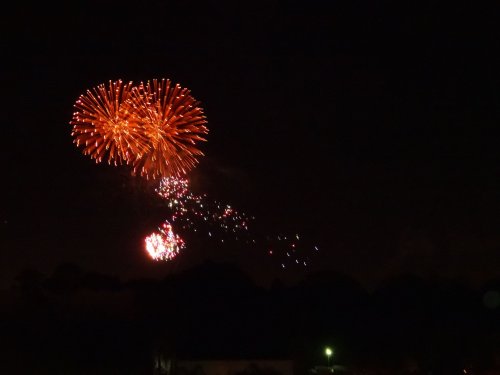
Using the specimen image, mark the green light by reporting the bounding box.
[325,347,334,368]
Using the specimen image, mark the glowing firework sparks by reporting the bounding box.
[129,79,208,179]
[152,177,319,267]
[71,79,319,269]
[70,80,147,165]
[145,220,185,261]
[266,234,320,269]
[156,177,252,240]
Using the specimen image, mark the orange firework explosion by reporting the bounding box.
[128,78,208,179]
[70,80,148,165]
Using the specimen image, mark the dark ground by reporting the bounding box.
[1,261,499,374]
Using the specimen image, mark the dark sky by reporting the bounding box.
[1,0,500,289]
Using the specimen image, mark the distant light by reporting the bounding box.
[325,347,333,357]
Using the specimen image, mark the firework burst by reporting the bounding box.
[128,79,208,179]
[70,80,148,165]
[145,220,185,261]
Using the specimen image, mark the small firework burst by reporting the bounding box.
[157,176,190,204]
[145,220,185,261]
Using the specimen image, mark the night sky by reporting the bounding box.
[2,1,500,289]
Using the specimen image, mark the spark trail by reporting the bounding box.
[148,177,320,268]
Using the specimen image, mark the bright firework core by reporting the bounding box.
[145,220,185,261]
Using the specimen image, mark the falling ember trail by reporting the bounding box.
[155,176,251,239]
[148,177,320,268]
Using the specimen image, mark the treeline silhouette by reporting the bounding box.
[0,261,499,374]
